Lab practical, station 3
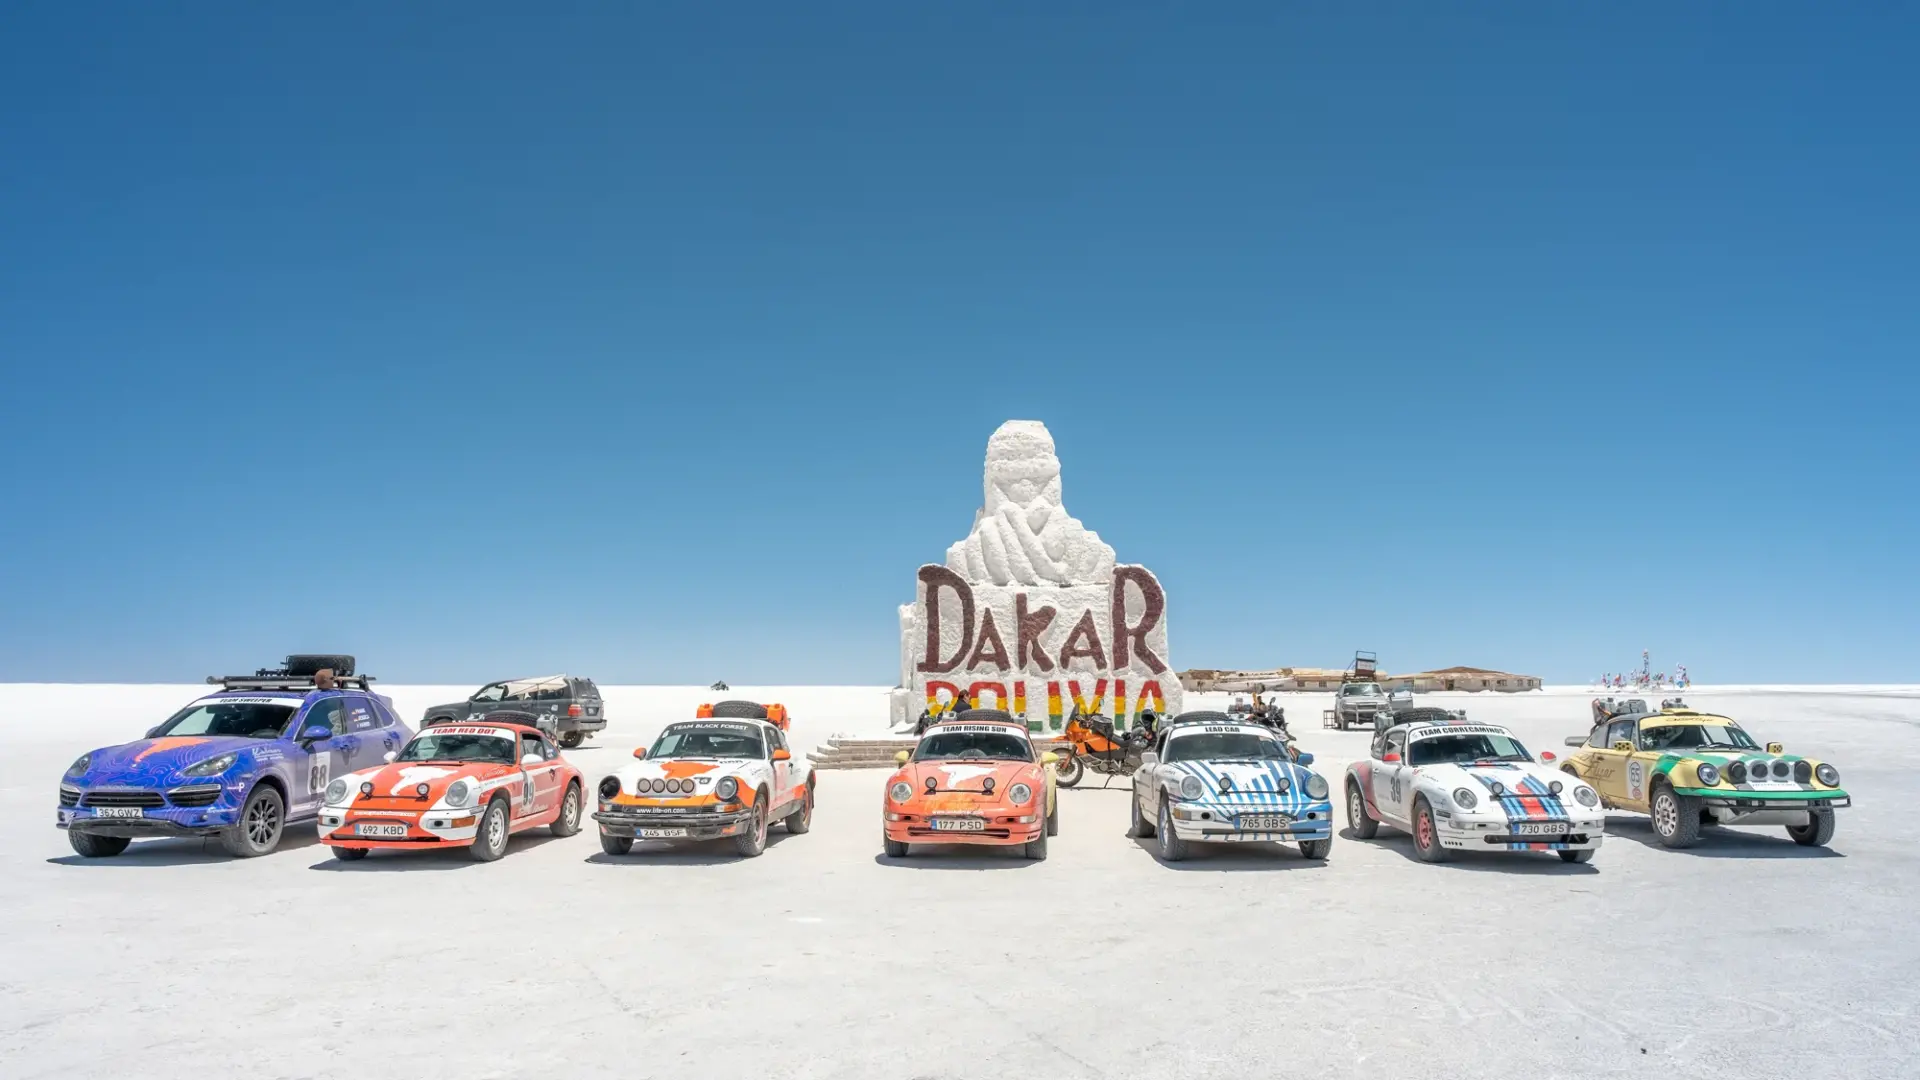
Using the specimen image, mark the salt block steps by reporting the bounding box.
[807,733,1072,770]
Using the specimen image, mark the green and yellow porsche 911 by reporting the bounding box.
[1560,699,1849,849]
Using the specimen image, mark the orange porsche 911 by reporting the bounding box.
[882,710,1058,861]
[318,721,584,861]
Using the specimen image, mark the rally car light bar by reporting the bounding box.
[207,674,375,690]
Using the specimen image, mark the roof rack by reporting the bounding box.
[207,655,372,692]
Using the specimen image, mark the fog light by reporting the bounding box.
[452,815,476,827]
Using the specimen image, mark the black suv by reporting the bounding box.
[422,675,606,748]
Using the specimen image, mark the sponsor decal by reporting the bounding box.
[190,696,301,707]
[663,722,758,735]
[936,764,998,786]
[1409,725,1511,740]
[425,726,515,738]
[928,723,1027,735]
[308,753,330,795]
[1626,759,1647,802]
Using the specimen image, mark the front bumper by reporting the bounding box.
[884,811,1042,846]
[594,805,753,841]
[57,783,247,837]
[1166,800,1335,842]
[1436,810,1606,851]
[1674,789,1851,809]
[318,807,481,848]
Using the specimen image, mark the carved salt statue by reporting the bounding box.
[945,420,1116,587]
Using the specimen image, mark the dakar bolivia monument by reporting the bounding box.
[892,420,1181,732]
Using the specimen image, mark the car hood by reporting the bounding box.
[1164,759,1324,804]
[342,760,520,808]
[894,759,1042,810]
[78,735,267,784]
[1419,761,1583,801]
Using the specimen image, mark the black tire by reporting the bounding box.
[220,785,285,857]
[1054,756,1084,788]
[469,797,511,862]
[883,835,910,858]
[1155,796,1189,862]
[1023,827,1048,860]
[558,731,585,750]
[1412,797,1449,862]
[68,832,130,858]
[1045,793,1059,837]
[1649,783,1702,849]
[284,654,355,677]
[599,832,633,856]
[1346,782,1380,840]
[784,782,814,834]
[550,782,583,837]
[1299,837,1332,860]
[1558,848,1595,863]
[1787,808,1836,847]
[711,700,769,720]
[331,846,369,861]
[733,794,768,857]
[1128,791,1155,838]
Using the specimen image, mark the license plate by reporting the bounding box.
[639,828,688,838]
[93,806,144,819]
[355,822,408,838]
[931,817,987,832]
[1237,813,1291,831]
[1514,822,1565,836]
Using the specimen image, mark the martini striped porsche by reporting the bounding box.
[1560,699,1848,849]
[1128,712,1334,862]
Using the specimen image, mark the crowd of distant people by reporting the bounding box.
[1599,666,1689,690]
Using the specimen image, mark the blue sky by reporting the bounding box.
[2,4,1914,684]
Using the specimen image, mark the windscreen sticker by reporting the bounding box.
[422,726,515,738]
[1409,725,1510,740]
[191,697,300,708]
[929,723,1026,735]
[1176,725,1263,736]
[666,722,758,734]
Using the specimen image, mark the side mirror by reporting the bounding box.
[894,750,910,765]
[1039,752,1058,765]
[631,747,647,759]
[1612,740,1634,752]
[1564,736,1587,747]
[1383,752,1401,763]
[1296,751,1315,766]
[771,748,791,762]
[383,751,397,763]
[299,724,334,744]
[1540,751,1557,763]
[1139,751,1158,766]
[1766,741,1784,754]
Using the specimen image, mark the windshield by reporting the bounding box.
[1408,732,1533,766]
[649,724,765,760]
[1343,684,1383,698]
[1164,732,1287,763]
[914,731,1033,761]
[1641,723,1760,751]
[153,701,297,740]
[398,732,516,764]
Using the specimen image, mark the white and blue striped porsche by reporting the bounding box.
[1128,712,1334,862]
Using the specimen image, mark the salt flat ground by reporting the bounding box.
[2,685,1917,1080]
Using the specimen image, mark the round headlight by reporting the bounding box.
[1815,763,1839,787]
[888,781,913,803]
[1452,787,1479,810]
[1273,775,1291,793]
[1488,781,1506,798]
[1728,761,1748,784]
[646,778,664,793]
[1305,773,1329,800]
[1695,763,1720,787]
[1008,783,1033,805]
[1793,760,1812,784]
[66,753,92,778]
[415,782,432,797]
[598,776,620,800]
[1178,775,1205,800]
[1549,780,1564,795]
[446,779,473,808]
[716,776,739,801]
[1573,785,1599,807]
[359,782,374,797]
[1770,760,1789,779]
[325,779,349,805]
[663,779,680,794]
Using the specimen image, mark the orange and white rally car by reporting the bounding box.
[592,700,814,858]
[882,709,1059,861]
[317,720,584,862]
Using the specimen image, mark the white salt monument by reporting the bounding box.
[891,420,1181,732]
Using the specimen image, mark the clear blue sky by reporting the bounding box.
[2,4,1914,684]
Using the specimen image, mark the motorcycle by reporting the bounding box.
[1055,709,1159,788]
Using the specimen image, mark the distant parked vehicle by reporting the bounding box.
[422,675,605,749]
